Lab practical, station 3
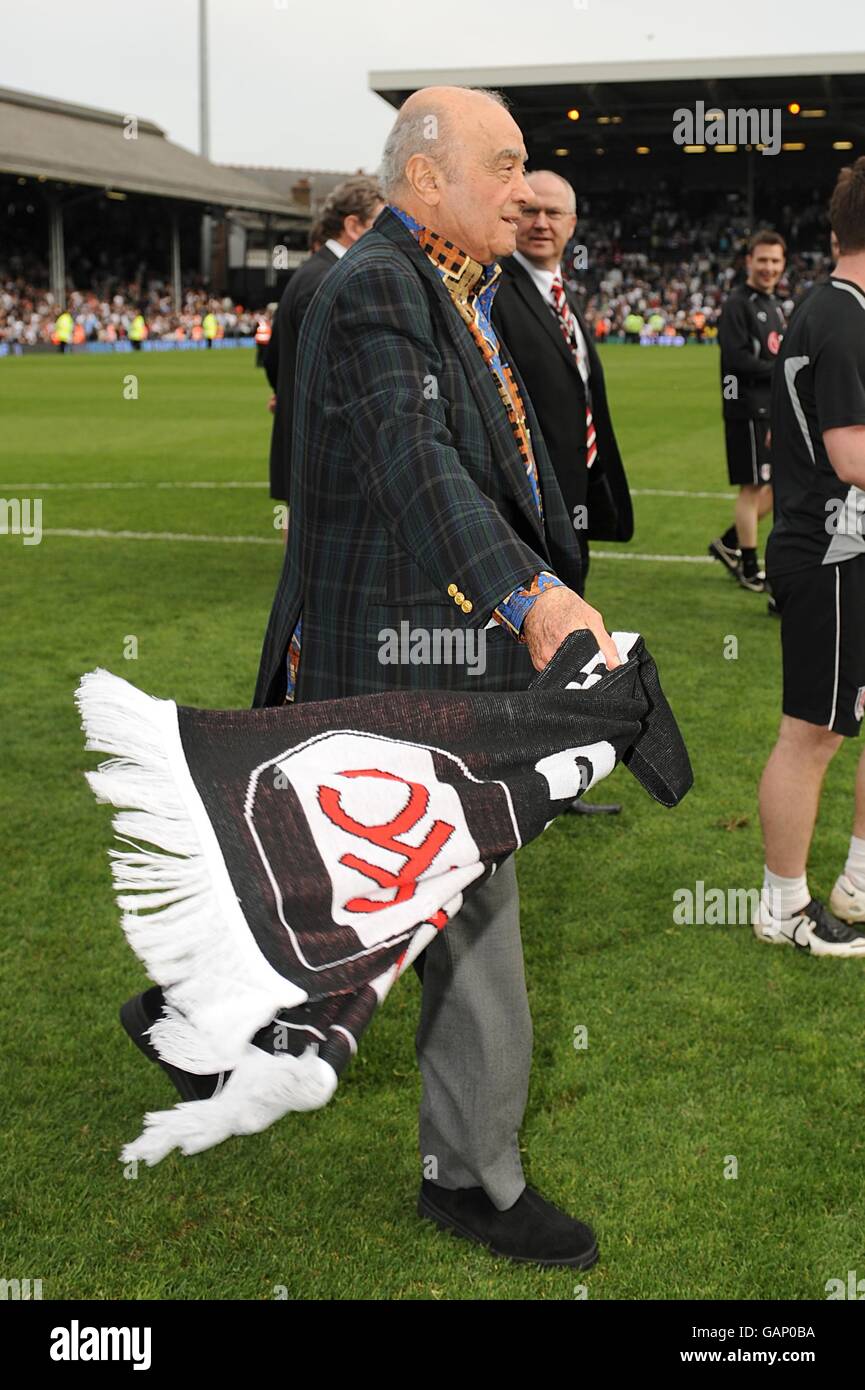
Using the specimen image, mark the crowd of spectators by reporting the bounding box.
[563,188,833,340]
[0,272,268,347]
[1,187,836,348]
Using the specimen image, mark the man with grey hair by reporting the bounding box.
[252,85,621,1269]
[492,169,632,593]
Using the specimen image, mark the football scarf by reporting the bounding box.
[76,630,692,1166]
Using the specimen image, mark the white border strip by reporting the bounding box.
[42,528,280,544]
[36,527,715,562]
[5,481,269,490]
[12,482,732,499]
[829,564,841,731]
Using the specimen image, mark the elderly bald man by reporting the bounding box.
[252,85,617,1269]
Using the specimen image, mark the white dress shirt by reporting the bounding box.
[512,249,590,386]
[325,238,348,259]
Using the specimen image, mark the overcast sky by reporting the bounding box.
[3,0,864,172]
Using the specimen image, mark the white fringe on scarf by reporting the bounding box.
[76,668,335,1164]
[121,1045,338,1167]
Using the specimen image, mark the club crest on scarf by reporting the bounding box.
[248,732,493,955]
[76,629,693,1164]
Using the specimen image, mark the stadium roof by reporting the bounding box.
[0,87,304,217]
[369,53,865,180]
[370,51,865,96]
[227,166,372,208]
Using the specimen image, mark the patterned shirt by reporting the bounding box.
[284,204,562,701]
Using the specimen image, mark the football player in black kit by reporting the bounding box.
[709,231,787,592]
[754,160,865,958]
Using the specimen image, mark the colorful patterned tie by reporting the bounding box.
[549,270,597,469]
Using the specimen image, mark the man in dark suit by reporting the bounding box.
[492,170,633,819]
[491,169,632,592]
[253,85,621,1269]
[265,177,384,503]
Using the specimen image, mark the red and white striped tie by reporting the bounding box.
[550,271,597,469]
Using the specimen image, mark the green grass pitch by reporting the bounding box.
[1,346,863,1301]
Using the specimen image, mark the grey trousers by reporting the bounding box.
[414,854,532,1211]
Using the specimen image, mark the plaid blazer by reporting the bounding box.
[252,205,584,708]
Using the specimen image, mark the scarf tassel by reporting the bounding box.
[75,669,320,1162]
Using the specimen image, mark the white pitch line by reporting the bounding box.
[630,487,735,499]
[592,550,713,564]
[3,480,269,490]
[9,482,733,499]
[39,526,710,562]
[42,527,281,544]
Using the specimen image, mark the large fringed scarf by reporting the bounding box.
[76,630,692,1165]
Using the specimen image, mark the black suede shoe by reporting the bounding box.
[120,987,227,1102]
[418,1179,599,1269]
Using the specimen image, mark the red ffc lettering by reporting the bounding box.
[317,769,456,912]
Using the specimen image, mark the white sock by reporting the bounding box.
[762,867,809,919]
[844,835,865,890]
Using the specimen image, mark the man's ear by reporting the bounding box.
[404,154,442,208]
[343,214,367,242]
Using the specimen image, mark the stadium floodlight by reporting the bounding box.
[800,109,827,118]
[788,102,801,114]
[684,145,707,153]
[553,147,570,156]
[833,140,854,150]
[567,108,581,121]
[715,145,737,153]
[782,142,806,151]
[635,146,650,154]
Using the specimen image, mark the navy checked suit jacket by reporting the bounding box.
[252,205,584,708]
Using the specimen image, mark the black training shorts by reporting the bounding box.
[771,556,865,737]
[724,417,772,487]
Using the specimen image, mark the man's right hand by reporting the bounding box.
[521,585,620,674]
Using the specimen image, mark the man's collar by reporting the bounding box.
[513,248,561,286]
[388,204,501,303]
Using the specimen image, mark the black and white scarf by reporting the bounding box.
[76,630,691,1165]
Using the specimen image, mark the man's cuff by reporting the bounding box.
[488,571,564,640]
